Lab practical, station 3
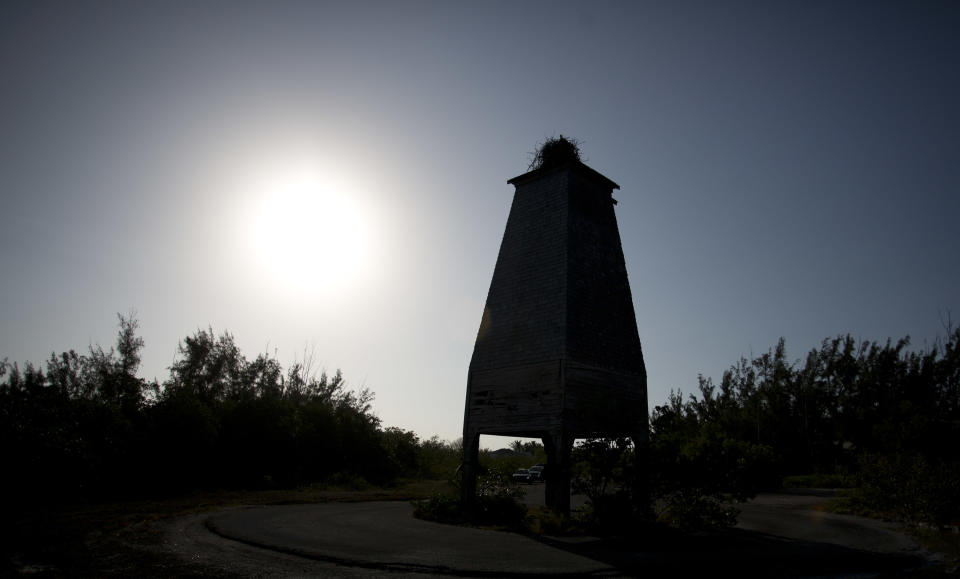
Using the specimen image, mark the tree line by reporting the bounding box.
[649,327,960,526]
[0,314,448,508]
[5,313,958,528]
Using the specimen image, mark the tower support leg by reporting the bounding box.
[460,428,481,517]
[542,430,573,515]
[631,431,652,519]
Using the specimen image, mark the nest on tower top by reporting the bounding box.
[528,135,582,171]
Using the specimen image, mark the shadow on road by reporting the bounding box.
[522,487,934,576]
[536,527,927,578]
[160,491,940,577]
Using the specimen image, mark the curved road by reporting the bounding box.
[160,490,934,577]
[736,490,922,553]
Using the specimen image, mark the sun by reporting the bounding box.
[252,179,373,296]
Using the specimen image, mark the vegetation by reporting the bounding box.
[425,320,960,537]
[4,312,958,542]
[0,314,427,511]
[528,135,583,171]
[646,327,960,529]
[4,481,453,577]
[560,327,960,534]
[413,466,528,530]
[412,444,542,529]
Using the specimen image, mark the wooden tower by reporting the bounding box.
[462,138,648,514]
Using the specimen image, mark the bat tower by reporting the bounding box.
[462,137,648,514]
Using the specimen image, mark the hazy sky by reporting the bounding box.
[2,1,958,448]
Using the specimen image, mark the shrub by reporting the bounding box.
[657,490,739,532]
[855,453,960,525]
[320,471,371,491]
[782,473,853,489]
[527,506,569,535]
[473,468,527,528]
[412,494,464,524]
[413,468,527,529]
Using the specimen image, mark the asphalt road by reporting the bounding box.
[168,502,614,577]
[736,489,922,553]
[160,490,935,577]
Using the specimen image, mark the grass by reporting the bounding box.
[824,489,887,519]
[781,473,853,488]
[2,478,455,577]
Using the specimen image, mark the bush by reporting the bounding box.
[647,425,775,531]
[570,438,648,533]
[782,473,852,489]
[473,493,528,528]
[473,468,527,528]
[573,491,640,535]
[657,490,739,532]
[527,506,569,535]
[412,494,464,524]
[855,453,960,525]
[413,468,528,529]
[0,315,443,505]
[417,436,462,480]
[319,471,371,491]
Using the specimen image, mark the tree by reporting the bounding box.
[166,327,245,402]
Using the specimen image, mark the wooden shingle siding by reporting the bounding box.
[565,170,646,375]
[564,362,647,436]
[467,361,564,436]
[469,169,569,371]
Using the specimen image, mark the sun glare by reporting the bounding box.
[251,176,373,296]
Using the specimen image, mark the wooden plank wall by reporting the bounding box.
[564,361,647,436]
[466,361,563,435]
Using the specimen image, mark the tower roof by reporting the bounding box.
[507,160,620,191]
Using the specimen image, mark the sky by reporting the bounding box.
[2,1,958,449]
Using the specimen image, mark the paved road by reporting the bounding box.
[737,489,922,554]
[167,502,614,577]
[161,491,934,577]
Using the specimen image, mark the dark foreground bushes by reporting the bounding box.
[569,327,960,533]
[648,328,960,529]
[413,466,528,530]
[0,315,424,509]
[854,453,960,525]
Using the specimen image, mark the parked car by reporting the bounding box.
[528,464,545,482]
[512,468,533,484]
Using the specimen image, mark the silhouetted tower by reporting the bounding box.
[462,138,648,514]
